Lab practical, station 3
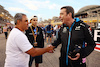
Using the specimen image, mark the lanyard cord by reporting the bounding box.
[30,26,38,42]
[66,22,75,65]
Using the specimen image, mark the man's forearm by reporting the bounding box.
[31,48,47,57]
[26,46,53,57]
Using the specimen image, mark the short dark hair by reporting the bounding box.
[61,6,74,18]
[33,15,37,17]
[14,13,26,25]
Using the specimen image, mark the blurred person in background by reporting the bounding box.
[45,23,53,44]
[3,24,8,39]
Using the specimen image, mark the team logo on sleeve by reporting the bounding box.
[88,27,93,37]
[80,23,85,27]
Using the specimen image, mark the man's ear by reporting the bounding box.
[68,12,72,17]
[17,20,20,24]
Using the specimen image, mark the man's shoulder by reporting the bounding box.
[37,26,42,31]
[13,28,24,35]
[8,28,24,40]
[74,18,88,27]
[76,20,89,28]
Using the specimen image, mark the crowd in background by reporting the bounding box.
[37,23,61,43]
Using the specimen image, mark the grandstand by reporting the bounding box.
[0,5,13,27]
[75,5,100,28]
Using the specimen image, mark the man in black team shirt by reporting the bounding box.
[26,16,44,67]
[49,6,96,67]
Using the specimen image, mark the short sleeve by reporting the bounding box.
[15,33,33,52]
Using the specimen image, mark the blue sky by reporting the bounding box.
[0,0,100,22]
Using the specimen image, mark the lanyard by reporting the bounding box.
[34,27,37,35]
[66,22,75,65]
[30,26,38,43]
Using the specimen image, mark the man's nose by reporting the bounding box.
[59,15,61,19]
[27,22,29,25]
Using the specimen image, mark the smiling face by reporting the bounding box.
[59,8,71,25]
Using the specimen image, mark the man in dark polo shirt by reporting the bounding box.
[26,16,44,67]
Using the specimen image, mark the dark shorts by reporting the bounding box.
[47,33,52,38]
[29,55,42,66]
[4,32,8,39]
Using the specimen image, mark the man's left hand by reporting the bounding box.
[68,53,80,60]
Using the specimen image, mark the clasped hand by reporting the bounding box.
[47,45,55,53]
[68,53,80,60]
[46,45,55,53]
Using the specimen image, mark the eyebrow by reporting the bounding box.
[60,13,63,15]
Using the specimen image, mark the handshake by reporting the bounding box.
[45,45,55,53]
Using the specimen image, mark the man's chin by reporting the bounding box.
[25,27,28,30]
[60,20,63,22]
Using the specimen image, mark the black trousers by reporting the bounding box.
[59,57,86,67]
[4,32,8,39]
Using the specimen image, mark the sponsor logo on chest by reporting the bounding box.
[62,27,67,33]
[75,26,81,30]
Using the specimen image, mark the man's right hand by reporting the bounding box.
[25,45,55,57]
[47,45,55,53]
[45,45,54,52]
